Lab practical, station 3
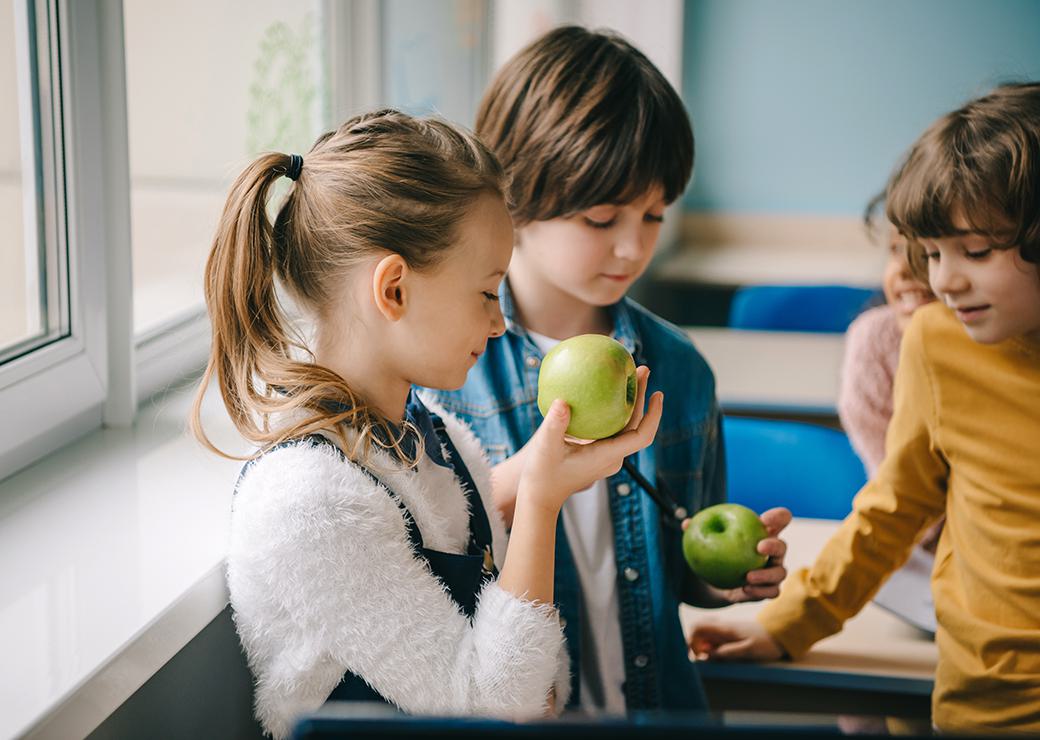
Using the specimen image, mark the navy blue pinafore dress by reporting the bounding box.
[300,394,498,705]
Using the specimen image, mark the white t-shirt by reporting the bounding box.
[527,329,626,716]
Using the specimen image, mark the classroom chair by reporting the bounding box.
[728,284,881,333]
[722,415,867,520]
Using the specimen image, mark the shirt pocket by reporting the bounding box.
[654,423,712,512]
[423,389,525,464]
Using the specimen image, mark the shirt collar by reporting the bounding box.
[500,277,642,361]
[330,390,450,469]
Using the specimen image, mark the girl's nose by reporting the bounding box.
[897,256,915,281]
[488,302,506,338]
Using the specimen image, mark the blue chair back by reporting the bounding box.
[722,416,867,520]
[729,284,881,333]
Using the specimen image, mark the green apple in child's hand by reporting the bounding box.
[683,503,769,589]
[537,334,637,440]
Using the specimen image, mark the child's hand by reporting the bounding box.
[518,366,662,513]
[688,619,785,662]
[682,507,791,603]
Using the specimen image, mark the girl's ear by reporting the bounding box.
[372,253,409,321]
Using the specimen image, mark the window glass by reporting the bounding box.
[123,0,329,336]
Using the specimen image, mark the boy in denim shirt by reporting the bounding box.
[423,26,790,715]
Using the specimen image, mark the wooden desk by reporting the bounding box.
[680,518,937,717]
[657,242,886,289]
[685,327,845,417]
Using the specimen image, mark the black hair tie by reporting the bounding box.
[284,153,304,181]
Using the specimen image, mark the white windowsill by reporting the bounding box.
[0,380,245,739]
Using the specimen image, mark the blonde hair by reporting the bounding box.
[190,109,504,462]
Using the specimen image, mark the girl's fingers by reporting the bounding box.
[534,399,571,448]
[578,391,662,477]
[606,391,663,456]
[623,366,651,432]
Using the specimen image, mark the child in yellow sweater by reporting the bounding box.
[688,82,1040,734]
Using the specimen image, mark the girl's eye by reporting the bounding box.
[966,248,992,260]
[925,251,941,261]
[644,213,665,224]
[584,217,616,230]
[482,291,499,302]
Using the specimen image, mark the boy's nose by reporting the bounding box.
[613,231,645,260]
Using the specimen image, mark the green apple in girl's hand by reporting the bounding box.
[537,334,637,440]
[683,503,769,589]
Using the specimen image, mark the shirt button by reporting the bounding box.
[624,567,639,582]
[525,356,540,368]
[616,483,631,496]
[634,654,649,669]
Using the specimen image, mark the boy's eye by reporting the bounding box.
[966,248,992,260]
[482,291,499,302]
[644,213,665,224]
[925,251,941,261]
[584,217,616,229]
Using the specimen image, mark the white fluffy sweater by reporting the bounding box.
[228,403,571,739]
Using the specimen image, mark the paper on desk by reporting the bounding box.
[872,546,937,636]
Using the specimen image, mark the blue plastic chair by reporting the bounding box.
[728,284,881,333]
[722,416,867,520]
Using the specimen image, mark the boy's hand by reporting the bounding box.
[682,507,791,603]
[688,619,785,662]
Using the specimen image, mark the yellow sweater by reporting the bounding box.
[758,302,1040,734]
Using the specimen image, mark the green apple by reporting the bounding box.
[682,503,769,589]
[537,334,637,440]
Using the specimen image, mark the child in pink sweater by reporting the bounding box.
[838,197,935,476]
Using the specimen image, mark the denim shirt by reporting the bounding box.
[422,279,725,713]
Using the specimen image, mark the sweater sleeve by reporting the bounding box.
[425,398,572,710]
[838,308,897,477]
[229,443,567,728]
[757,313,949,658]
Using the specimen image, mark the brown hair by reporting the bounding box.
[476,25,694,226]
[190,109,504,462]
[886,82,1040,281]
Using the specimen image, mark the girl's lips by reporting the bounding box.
[602,273,631,282]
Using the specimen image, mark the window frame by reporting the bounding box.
[0,0,130,482]
[1,0,500,483]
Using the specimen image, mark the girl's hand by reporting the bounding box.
[682,507,791,603]
[518,366,662,513]
[688,619,786,662]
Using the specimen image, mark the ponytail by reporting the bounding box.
[190,153,371,460]
[191,110,505,464]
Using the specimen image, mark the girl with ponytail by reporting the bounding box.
[191,110,662,738]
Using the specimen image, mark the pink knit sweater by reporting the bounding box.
[838,304,903,476]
